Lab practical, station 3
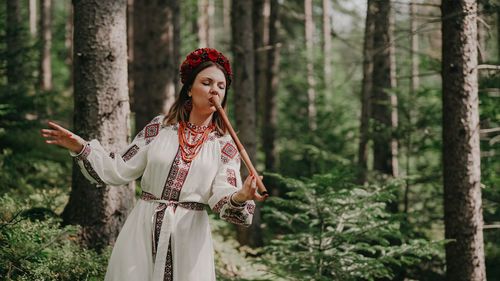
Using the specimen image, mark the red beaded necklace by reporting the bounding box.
[178,121,214,162]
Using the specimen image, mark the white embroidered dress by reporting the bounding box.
[72,116,255,281]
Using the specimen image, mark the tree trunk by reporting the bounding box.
[253,0,269,144]
[305,0,316,131]
[442,0,486,280]
[404,0,419,215]
[371,0,398,182]
[197,0,214,47]
[127,0,134,106]
[357,0,375,183]
[232,0,262,247]
[497,6,500,63]
[29,0,37,38]
[39,0,52,91]
[263,0,279,175]
[223,0,231,45]
[322,0,332,97]
[133,0,180,133]
[6,0,23,86]
[64,1,73,87]
[62,0,133,250]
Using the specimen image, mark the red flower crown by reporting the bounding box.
[180,48,232,87]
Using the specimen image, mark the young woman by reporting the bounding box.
[41,48,265,281]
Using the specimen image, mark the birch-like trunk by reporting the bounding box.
[39,0,52,91]
[29,0,37,37]
[305,0,316,131]
[322,0,332,97]
[198,0,214,47]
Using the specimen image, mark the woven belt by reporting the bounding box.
[139,191,206,279]
[140,191,206,211]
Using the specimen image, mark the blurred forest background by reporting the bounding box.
[1,0,499,280]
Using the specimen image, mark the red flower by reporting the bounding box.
[187,54,202,65]
[224,62,231,75]
[193,49,203,57]
[207,49,219,61]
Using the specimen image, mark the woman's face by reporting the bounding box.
[189,65,227,115]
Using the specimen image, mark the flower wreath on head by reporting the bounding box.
[180,48,232,87]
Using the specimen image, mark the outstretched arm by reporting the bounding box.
[41,122,86,153]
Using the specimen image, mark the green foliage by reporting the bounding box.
[479,73,500,281]
[261,172,445,281]
[0,193,110,281]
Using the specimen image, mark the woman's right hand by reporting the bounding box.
[41,122,86,153]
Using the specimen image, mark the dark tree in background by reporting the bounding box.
[231,0,262,247]
[357,0,375,183]
[442,0,486,280]
[132,0,180,133]
[371,0,398,179]
[262,0,279,174]
[62,0,133,250]
[6,0,23,87]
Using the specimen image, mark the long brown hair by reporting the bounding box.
[163,61,229,135]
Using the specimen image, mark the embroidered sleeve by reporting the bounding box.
[70,115,164,186]
[208,135,255,227]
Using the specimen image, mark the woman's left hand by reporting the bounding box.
[232,174,264,204]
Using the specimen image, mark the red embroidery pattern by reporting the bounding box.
[226,168,237,187]
[75,143,91,161]
[222,208,249,224]
[139,191,205,268]
[212,195,230,213]
[164,239,173,281]
[76,144,105,185]
[220,140,238,164]
[151,126,206,280]
[121,144,140,162]
[145,123,160,145]
[161,149,191,201]
[247,203,255,215]
[213,194,255,226]
[82,159,105,185]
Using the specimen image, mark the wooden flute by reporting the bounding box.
[210,95,269,201]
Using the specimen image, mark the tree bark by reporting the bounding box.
[39,0,52,91]
[29,0,37,38]
[442,0,486,280]
[497,6,500,63]
[127,0,134,102]
[357,0,375,183]
[223,0,231,44]
[232,0,262,247]
[322,0,332,97]
[64,1,73,87]
[305,0,316,131]
[6,0,23,86]
[404,0,420,215]
[63,0,133,250]
[133,0,180,133]
[371,0,398,182]
[262,0,279,175]
[253,0,269,151]
[197,0,214,47]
